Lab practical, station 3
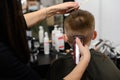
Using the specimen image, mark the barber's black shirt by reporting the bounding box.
[0,42,41,80]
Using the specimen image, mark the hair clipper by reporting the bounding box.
[73,35,85,64]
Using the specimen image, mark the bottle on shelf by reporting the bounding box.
[38,26,44,45]
[51,25,58,47]
[26,29,32,50]
[54,29,64,52]
[44,32,50,55]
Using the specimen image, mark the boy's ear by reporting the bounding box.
[92,31,97,40]
[63,34,68,42]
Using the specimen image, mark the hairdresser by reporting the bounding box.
[0,0,90,80]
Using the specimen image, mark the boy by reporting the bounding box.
[50,9,120,80]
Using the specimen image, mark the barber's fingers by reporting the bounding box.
[61,2,79,10]
[55,2,79,14]
[67,2,80,11]
[75,37,90,56]
[75,37,83,48]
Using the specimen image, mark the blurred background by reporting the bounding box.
[21,0,120,46]
[21,0,120,76]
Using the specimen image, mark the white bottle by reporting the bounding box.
[57,28,64,50]
[44,32,49,55]
[54,30,60,52]
[38,26,44,44]
[54,29,64,52]
[58,30,64,51]
[51,25,58,47]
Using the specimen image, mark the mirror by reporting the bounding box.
[21,0,64,39]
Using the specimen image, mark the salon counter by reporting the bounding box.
[37,52,65,65]
[30,50,66,79]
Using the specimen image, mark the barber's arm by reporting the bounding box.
[24,2,79,28]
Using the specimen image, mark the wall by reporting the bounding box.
[100,0,120,45]
[75,0,120,45]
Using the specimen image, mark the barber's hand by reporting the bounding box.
[53,2,79,14]
[75,37,91,61]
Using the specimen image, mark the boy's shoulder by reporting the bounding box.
[86,49,120,80]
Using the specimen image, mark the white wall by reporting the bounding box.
[75,0,120,45]
[100,0,120,45]
[41,0,55,6]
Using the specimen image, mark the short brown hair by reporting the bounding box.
[64,9,95,45]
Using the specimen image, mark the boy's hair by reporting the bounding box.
[64,9,95,45]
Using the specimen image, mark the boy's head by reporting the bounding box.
[64,9,97,46]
